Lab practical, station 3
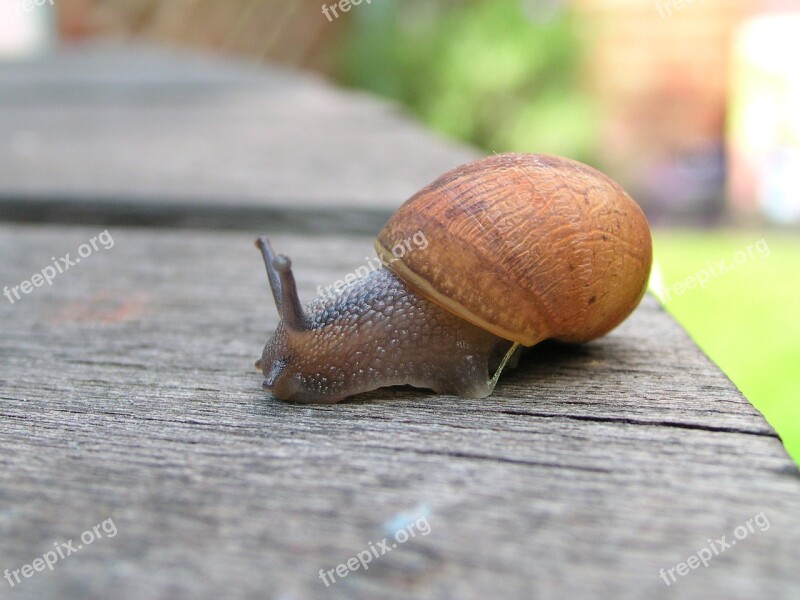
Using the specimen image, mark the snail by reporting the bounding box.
[255,153,652,403]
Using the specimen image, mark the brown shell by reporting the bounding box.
[374,153,652,346]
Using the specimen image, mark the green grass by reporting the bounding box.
[650,230,800,466]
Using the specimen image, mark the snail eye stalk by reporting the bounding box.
[255,237,309,332]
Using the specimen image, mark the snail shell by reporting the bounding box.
[375,153,652,346]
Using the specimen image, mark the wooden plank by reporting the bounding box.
[0,41,477,229]
[1,224,798,600]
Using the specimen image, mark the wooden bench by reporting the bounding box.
[1,41,798,600]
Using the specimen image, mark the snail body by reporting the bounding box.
[256,153,652,403]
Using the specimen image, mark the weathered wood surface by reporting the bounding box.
[1,226,799,600]
[0,43,799,600]
[0,40,476,231]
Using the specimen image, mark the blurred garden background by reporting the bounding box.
[2,0,798,464]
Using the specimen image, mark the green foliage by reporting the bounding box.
[336,0,598,162]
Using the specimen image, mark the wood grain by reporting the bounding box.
[0,41,477,231]
[1,226,798,600]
